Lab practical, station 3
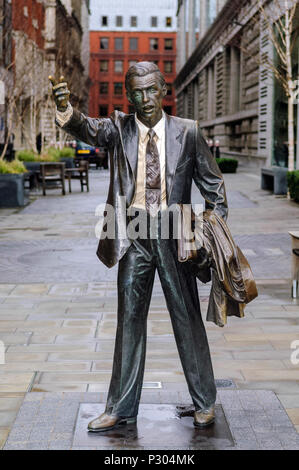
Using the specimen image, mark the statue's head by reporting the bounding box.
[125,61,167,128]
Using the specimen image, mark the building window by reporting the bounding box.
[99,105,108,116]
[114,82,123,95]
[99,82,109,94]
[114,60,123,73]
[99,82,108,94]
[100,38,109,50]
[150,38,158,50]
[151,16,157,27]
[114,37,123,50]
[164,38,173,50]
[131,16,137,27]
[114,105,123,111]
[101,16,108,26]
[129,38,138,51]
[100,60,108,72]
[116,15,122,27]
[166,84,172,95]
[164,61,173,73]
[129,60,137,67]
[166,17,172,27]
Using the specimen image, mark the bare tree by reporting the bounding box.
[238,0,299,171]
[0,25,47,158]
[259,0,299,171]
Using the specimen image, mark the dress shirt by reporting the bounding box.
[130,112,167,211]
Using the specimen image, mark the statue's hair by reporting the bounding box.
[125,61,166,92]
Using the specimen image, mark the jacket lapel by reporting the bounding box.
[119,113,184,202]
[121,114,139,180]
[165,114,184,203]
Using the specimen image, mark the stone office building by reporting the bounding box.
[174,0,299,169]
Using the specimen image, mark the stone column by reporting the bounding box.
[207,64,214,120]
[200,0,208,39]
[229,46,240,114]
[188,0,196,58]
[177,1,187,73]
[43,0,57,146]
[193,77,199,120]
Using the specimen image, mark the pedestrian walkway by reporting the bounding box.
[0,168,299,450]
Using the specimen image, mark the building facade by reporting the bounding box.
[176,0,226,73]
[88,0,177,117]
[0,0,90,152]
[175,0,298,168]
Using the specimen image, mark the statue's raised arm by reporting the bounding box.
[49,74,117,148]
[49,75,70,112]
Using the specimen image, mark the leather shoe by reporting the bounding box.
[194,405,215,428]
[87,412,136,432]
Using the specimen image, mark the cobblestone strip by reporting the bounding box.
[3,390,299,450]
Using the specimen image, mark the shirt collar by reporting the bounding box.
[135,111,165,143]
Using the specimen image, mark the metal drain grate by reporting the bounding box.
[215,379,235,389]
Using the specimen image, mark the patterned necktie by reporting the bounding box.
[145,128,161,215]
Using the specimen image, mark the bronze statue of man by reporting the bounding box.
[50,62,228,432]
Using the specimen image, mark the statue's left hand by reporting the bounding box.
[49,75,70,112]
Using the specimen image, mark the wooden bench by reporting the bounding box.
[40,162,66,196]
[261,166,288,195]
[65,160,89,193]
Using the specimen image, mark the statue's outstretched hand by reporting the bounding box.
[49,75,70,112]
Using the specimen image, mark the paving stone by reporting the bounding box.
[4,442,28,450]
[6,426,32,442]
[278,394,299,409]
[286,408,299,425]
[71,446,97,450]
[29,429,53,442]
[48,442,71,449]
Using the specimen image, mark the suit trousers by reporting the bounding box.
[105,210,216,418]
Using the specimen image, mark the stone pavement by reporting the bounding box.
[0,168,299,450]
[3,390,299,450]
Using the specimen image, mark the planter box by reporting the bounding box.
[0,173,25,207]
[60,157,75,168]
[23,161,41,172]
[24,159,74,171]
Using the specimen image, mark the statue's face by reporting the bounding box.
[127,72,167,127]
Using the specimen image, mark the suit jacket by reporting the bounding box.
[200,211,258,326]
[177,207,258,326]
[60,109,228,267]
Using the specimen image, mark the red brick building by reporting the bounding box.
[89,31,177,117]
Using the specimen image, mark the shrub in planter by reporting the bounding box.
[16,149,38,162]
[59,147,75,158]
[0,159,27,174]
[287,170,299,202]
[40,147,61,162]
[17,149,59,163]
[216,157,238,173]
